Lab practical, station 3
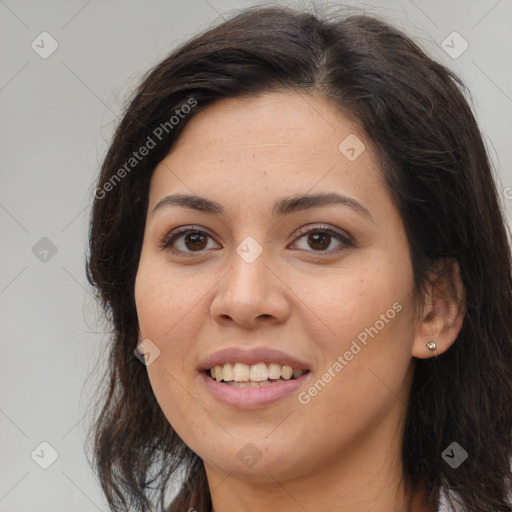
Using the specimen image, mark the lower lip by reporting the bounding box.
[199,371,309,409]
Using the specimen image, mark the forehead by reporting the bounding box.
[148,91,394,224]
[170,91,364,159]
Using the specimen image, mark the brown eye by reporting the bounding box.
[161,226,219,254]
[161,223,354,256]
[306,232,332,251]
[181,232,208,251]
[291,224,354,253]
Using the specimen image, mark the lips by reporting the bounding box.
[200,369,310,408]
[197,346,312,408]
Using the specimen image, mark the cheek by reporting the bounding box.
[134,262,197,393]
[289,254,415,405]
[135,256,204,341]
[135,263,213,446]
[289,257,410,344]
[145,361,216,459]
[296,311,415,445]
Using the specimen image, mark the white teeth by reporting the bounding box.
[249,362,268,381]
[268,363,281,379]
[222,362,234,381]
[209,362,306,383]
[233,362,250,382]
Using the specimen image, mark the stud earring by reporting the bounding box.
[426,341,437,351]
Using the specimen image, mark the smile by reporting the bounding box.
[208,362,308,386]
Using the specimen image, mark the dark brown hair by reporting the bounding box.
[85,3,512,511]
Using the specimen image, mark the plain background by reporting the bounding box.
[1,0,511,510]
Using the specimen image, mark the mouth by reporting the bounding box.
[206,362,310,387]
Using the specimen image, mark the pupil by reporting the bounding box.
[309,233,330,250]
[186,232,207,250]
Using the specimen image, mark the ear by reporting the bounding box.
[412,258,466,359]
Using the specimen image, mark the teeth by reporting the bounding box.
[224,380,276,387]
[233,362,250,382]
[249,362,268,381]
[281,365,293,380]
[208,362,306,383]
[268,363,281,379]
[222,363,234,381]
[292,368,303,379]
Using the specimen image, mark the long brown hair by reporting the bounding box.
[85,4,512,511]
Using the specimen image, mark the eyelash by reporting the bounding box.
[160,223,355,256]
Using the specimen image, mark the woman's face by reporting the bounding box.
[134,91,421,486]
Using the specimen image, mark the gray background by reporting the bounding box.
[1,0,511,511]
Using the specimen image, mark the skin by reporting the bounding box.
[134,91,465,512]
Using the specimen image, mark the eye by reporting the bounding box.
[161,223,354,255]
[161,225,220,255]
[289,223,354,253]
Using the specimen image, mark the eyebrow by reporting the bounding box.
[152,192,374,223]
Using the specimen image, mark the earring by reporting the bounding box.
[426,341,437,351]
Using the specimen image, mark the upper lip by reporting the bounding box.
[197,347,311,372]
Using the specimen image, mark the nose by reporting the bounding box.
[210,247,290,329]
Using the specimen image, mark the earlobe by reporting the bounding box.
[412,258,466,359]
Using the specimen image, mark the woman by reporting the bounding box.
[85,4,512,512]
